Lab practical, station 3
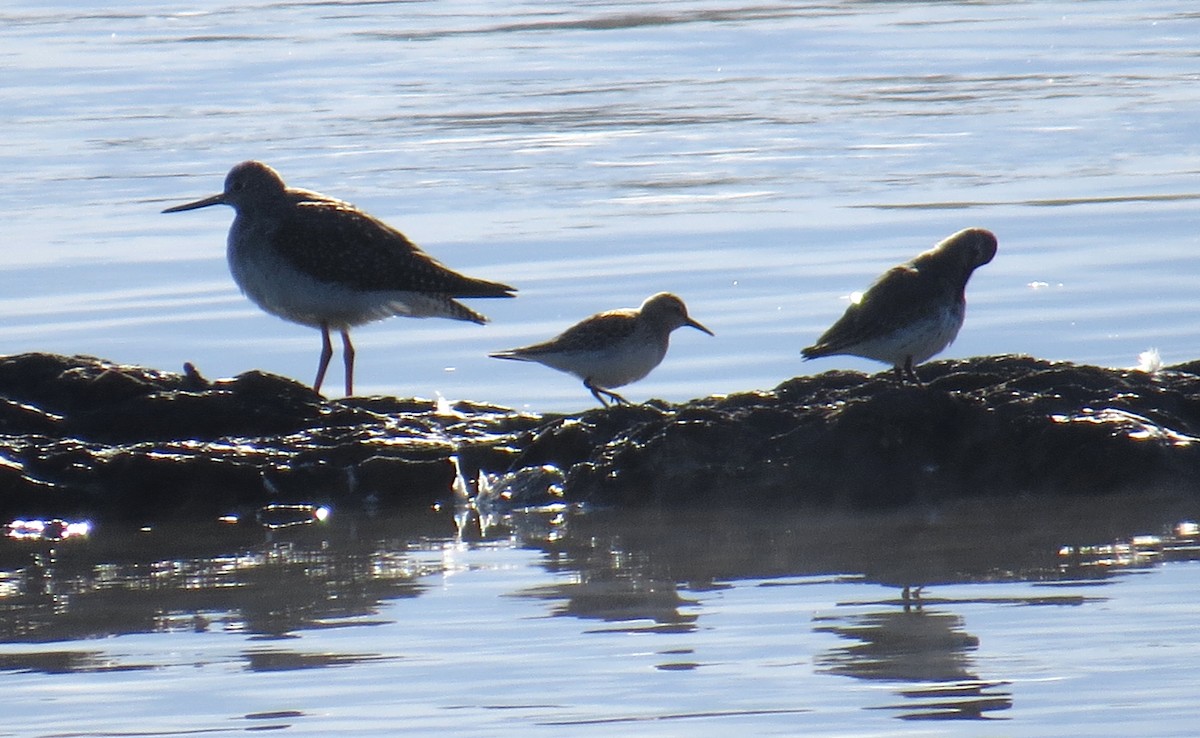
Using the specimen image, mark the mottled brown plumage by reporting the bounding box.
[491,292,713,406]
[802,227,997,381]
[163,160,515,395]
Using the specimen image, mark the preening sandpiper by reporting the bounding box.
[163,161,516,396]
[490,292,713,406]
[802,227,997,382]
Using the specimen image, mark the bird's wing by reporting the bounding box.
[500,310,639,357]
[272,200,515,297]
[804,265,944,356]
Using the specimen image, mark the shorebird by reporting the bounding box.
[163,161,516,396]
[490,292,714,406]
[801,227,997,382]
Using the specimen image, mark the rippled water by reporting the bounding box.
[3,1,1199,409]
[4,2,1200,735]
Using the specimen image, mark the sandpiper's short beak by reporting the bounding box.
[687,318,715,336]
[162,193,226,213]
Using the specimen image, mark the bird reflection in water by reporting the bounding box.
[814,608,1012,720]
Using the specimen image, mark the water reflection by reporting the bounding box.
[815,608,1011,720]
[817,609,981,683]
[511,495,1200,591]
[0,518,434,648]
[517,576,698,633]
[0,650,153,675]
[242,649,396,672]
[499,495,1198,721]
[0,494,1196,696]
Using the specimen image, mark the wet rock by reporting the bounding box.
[0,354,540,522]
[0,353,1198,521]
[546,355,1200,506]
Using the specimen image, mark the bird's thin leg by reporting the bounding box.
[586,379,630,407]
[904,356,922,384]
[606,390,630,405]
[341,328,355,397]
[585,379,630,407]
[585,379,610,407]
[901,584,925,612]
[314,323,334,394]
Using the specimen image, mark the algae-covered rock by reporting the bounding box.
[0,353,1197,521]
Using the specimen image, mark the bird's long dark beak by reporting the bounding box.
[687,318,715,336]
[162,193,226,213]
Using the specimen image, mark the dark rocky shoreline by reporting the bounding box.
[1,352,1198,522]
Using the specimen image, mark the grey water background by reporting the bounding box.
[3,1,1200,736]
[4,1,1199,409]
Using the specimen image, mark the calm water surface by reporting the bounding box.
[3,2,1200,735]
[2,0,1199,409]
[1,500,1199,736]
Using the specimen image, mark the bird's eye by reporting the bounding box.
[231,180,245,191]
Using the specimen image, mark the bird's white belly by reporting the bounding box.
[541,336,668,389]
[228,227,422,329]
[849,307,964,366]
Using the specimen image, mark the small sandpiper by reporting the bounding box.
[801,227,997,382]
[163,160,516,396]
[490,292,714,406]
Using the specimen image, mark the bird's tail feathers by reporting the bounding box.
[389,294,489,324]
[449,299,490,324]
[801,345,829,360]
[453,276,517,299]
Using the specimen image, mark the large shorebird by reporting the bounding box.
[163,161,515,396]
[802,227,997,381]
[490,292,713,406]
